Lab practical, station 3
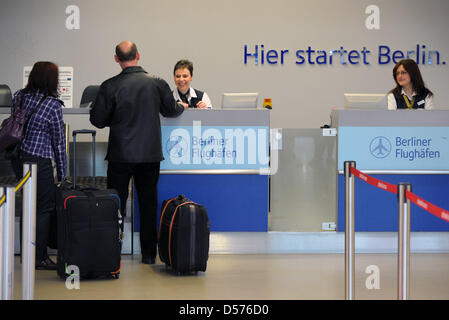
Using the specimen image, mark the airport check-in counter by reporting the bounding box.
[332,109,449,231]
[0,108,270,232]
[155,109,270,231]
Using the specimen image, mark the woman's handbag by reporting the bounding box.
[4,144,20,160]
[0,93,46,154]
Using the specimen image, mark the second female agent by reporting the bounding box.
[387,59,434,110]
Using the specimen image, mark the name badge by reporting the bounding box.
[417,100,425,106]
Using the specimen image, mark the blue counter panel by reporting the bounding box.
[337,174,449,231]
[134,174,269,232]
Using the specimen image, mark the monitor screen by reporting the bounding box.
[0,84,12,108]
[343,93,387,110]
[221,93,259,109]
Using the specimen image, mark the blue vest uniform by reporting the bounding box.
[393,91,428,109]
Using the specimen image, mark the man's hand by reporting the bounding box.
[179,101,189,109]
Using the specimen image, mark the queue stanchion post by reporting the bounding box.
[398,183,411,300]
[22,163,37,300]
[1,186,15,300]
[0,187,4,300]
[344,161,356,300]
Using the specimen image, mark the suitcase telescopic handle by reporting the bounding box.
[73,129,96,136]
[72,129,97,189]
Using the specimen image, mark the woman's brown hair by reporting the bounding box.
[24,61,59,97]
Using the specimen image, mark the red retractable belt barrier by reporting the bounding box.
[350,166,397,194]
[348,165,449,224]
[406,190,449,223]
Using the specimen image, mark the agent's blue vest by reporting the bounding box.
[393,91,428,109]
[189,89,204,108]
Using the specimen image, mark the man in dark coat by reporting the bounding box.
[90,41,186,264]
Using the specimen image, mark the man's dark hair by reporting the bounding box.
[115,42,138,62]
[174,59,193,76]
[24,61,59,97]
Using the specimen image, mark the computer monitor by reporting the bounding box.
[0,84,13,108]
[221,93,259,109]
[80,85,100,108]
[343,93,387,110]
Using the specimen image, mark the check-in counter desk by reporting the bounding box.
[156,109,269,231]
[332,109,449,231]
[0,108,270,232]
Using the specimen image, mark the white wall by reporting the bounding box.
[0,0,448,128]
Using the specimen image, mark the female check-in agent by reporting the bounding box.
[173,59,212,109]
[387,59,434,110]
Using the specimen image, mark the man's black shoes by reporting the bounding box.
[142,257,156,265]
[36,257,57,270]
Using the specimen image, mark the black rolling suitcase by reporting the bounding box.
[158,195,210,274]
[56,129,121,279]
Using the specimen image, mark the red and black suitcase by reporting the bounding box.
[158,195,210,274]
[56,129,121,279]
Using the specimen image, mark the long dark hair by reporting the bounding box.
[24,61,59,97]
[389,59,432,97]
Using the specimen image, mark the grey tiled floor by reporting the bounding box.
[12,252,449,300]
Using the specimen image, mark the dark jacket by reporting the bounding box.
[90,66,184,163]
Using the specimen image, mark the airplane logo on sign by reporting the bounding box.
[166,135,187,158]
[369,136,391,158]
